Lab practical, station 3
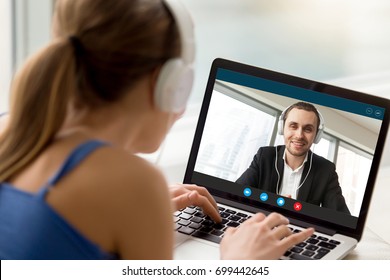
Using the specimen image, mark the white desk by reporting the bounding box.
[346,166,390,260]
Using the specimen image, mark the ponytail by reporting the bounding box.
[0,38,76,181]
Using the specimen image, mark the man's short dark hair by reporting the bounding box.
[283,102,321,132]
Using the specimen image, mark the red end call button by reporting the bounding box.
[293,202,302,211]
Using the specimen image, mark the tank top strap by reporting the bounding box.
[36,140,109,199]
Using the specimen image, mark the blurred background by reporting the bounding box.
[1,0,390,106]
[1,0,390,173]
[1,0,389,255]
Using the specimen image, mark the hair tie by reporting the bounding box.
[69,36,84,57]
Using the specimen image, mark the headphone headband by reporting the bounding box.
[164,0,195,64]
[154,0,195,113]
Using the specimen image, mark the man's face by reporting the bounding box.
[283,108,318,158]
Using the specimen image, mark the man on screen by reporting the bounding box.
[236,102,350,214]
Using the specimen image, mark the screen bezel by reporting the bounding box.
[183,58,390,241]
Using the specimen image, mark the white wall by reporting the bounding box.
[0,0,53,114]
[13,0,53,71]
[0,0,12,113]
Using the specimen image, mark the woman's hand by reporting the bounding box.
[220,212,314,260]
[169,184,221,223]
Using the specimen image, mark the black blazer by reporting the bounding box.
[236,145,350,214]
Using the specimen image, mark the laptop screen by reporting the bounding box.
[184,58,390,239]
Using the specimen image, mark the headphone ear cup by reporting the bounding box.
[314,125,324,144]
[154,59,194,112]
[277,116,284,135]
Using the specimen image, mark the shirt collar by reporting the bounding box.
[283,149,309,171]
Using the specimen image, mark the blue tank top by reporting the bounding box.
[0,140,117,259]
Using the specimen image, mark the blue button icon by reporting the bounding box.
[243,187,252,197]
[276,197,285,207]
[260,192,268,202]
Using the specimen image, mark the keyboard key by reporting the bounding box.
[296,242,306,248]
[189,222,202,230]
[291,247,304,254]
[306,238,319,245]
[228,215,241,221]
[236,212,248,218]
[290,253,313,260]
[179,213,192,220]
[218,206,225,211]
[226,221,240,227]
[178,219,191,226]
[184,208,197,215]
[211,230,224,237]
[202,220,214,227]
[194,212,206,218]
[225,209,236,215]
[302,250,315,257]
[284,251,292,257]
[318,248,331,254]
[174,224,181,231]
[212,223,225,230]
[314,248,330,259]
[329,239,341,245]
[318,241,336,250]
[317,236,329,242]
[192,231,221,244]
[306,244,319,251]
[199,226,213,233]
[220,212,230,218]
[190,216,203,223]
[178,226,195,235]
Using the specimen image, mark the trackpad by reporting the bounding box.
[174,239,219,260]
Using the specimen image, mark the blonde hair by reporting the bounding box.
[0,0,180,181]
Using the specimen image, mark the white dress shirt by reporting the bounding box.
[279,152,308,199]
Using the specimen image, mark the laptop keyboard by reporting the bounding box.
[174,206,341,260]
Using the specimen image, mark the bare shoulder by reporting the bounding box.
[73,145,173,259]
[90,146,166,190]
[78,145,169,206]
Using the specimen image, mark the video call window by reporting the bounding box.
[194,80,379,217]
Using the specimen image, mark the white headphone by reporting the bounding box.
[277,104,325,144]
[154,0,195,113]
[275,146,314,196]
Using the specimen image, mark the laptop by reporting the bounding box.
[173,58,390,260]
